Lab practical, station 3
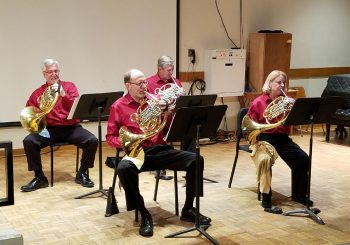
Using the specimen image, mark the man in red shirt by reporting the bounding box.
[147,55,186,180]
[21,59,98,192]
[106,69,211,237]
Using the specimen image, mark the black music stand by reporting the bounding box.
[70,92,124,199]
[175,94,219,183]
[174,94,217,110]
[164,105,227,245]
[282,96,343,225]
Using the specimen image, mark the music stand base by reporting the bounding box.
[75,188,109,199]
[283,207,325,225]
[203,177,218,183]
[165,225,219,245]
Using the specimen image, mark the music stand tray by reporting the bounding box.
[71,91,124,199]
[174,94,217,111]
[282,96,343,225]
[165,105,227,245]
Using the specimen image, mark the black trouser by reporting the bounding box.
[117,144,204,211]
[23,125,98,172]
[259,133,309,198]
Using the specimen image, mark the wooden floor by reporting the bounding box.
[1,127,350,245]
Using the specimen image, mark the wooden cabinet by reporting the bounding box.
[248,33,292,92]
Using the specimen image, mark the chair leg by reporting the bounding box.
[153,170,160,201]
[50,145,54,187]
[326,123,331,142]
[228,149,239,188]
[135,209,139,222]
[75,147,79,173]
[174,171,179,216]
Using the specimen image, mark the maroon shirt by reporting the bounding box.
[147,73,182,94]
[26,80,80,126]
[106,93,168,149]
[247,93,290,134]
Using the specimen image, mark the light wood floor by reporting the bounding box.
[1,127,350,245]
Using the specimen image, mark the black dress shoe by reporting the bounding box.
[292,196,314,206]
[261,191,282,214]
[21,176,49,192]
[264,206,283,214]
[75,171,94,187]
[180,207,211,225]
[139,214,153,237]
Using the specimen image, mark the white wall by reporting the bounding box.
[179,0,350,132]
[0,0,177,149]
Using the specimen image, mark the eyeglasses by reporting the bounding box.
[273,80,285,85]
[44,69,60,74]
[127,80,148,87]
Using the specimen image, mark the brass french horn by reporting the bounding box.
[20,84,60,133]
[120,82,184,158]
[242,89,294,144]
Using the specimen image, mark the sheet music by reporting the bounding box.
[67,96,80,119]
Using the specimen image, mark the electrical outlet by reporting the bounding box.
[188,49,196,64]
[188,49,195,57]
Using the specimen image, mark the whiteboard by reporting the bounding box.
[204,49,246,97]
[0,0,177,124]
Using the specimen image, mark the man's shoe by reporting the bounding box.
[292,196,314,206]
[261,191,282,214]
[264,206,283,214]
[139,214,153,237]
[155,170,173,180]
[21,176,49,192]
[75,171,94,188]
[180,207,211,225]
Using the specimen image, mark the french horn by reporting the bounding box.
[242,89,294,144]
[20,84,60,133]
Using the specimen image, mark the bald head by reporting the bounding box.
[124,69,145,83]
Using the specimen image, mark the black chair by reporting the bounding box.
[49,142,80,187]
[153,170,179,216]
[111,148,179,222]
[228,108,252,188]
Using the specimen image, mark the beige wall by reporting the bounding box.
[179,0,350,133]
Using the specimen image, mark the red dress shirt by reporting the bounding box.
[26,80,80,126]
[106,93,168,149]
[147,73,182,94]
[247,93,290,135]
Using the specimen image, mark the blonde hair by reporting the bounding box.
[262,70,287,93]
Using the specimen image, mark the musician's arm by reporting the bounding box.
[106,103,122,149]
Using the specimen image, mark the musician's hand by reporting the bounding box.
[157,99,168,111]
[51,83,59,93]
[51,83,65,97]
[286,97,295,107]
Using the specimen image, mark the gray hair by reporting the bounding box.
[42,58,59,71]
[157,55,174,68]
[262,70,288,93]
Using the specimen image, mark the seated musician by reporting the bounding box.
[147,55,183,180]
[106,69,211,237]
[246,70,312,214]
[21,59,98,192]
